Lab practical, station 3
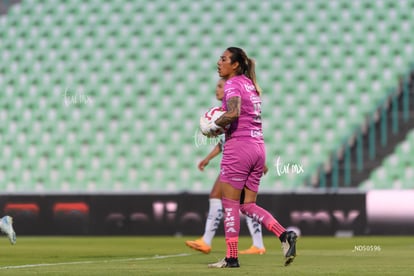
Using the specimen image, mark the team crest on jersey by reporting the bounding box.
[243,83,255,92]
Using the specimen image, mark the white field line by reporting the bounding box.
[0,253,192,270]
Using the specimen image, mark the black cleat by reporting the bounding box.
[281,231,297,266]
[208,257,240,268]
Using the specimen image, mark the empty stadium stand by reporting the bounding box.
[0,0,413,193]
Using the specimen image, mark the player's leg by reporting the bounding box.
[201,176,223,246]
[242,169,297,266]
[0,216,16,245]
[210,139,269,268]
[208,181,242,268]
[239,215,266,255]
[239,142,297,265]
[208,139,251,268]
[186,176,222,254]
[239,189,265,254]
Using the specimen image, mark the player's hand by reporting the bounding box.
[263,164,269,175]
[198,159,210,171]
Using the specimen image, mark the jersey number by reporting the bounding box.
[253,102,262,123]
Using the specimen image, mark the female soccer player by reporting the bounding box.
[201,47,297,268]
[186,78,266,255]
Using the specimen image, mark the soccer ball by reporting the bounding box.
[199,106,228,136]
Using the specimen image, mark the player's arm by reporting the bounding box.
[263,164,269,175]
[215,96,240,128]
[198,144,222,171]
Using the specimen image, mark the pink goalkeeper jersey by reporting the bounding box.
[222,75,264,142]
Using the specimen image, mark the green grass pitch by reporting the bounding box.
[0,236,412,275]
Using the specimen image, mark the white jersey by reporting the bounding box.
[218,134,225,151]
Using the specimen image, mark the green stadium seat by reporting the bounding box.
[0,0,413,192]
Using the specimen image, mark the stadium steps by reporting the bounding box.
[320,69,414,189]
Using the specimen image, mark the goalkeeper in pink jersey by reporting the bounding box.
[186,78,266,255]
[202,47,297,268]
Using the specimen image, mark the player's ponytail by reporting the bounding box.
[227,47,262,96]
[246,57,262,96]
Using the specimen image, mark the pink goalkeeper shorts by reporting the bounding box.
[219,138,266,192]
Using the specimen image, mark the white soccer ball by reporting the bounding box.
[199,106,228,136]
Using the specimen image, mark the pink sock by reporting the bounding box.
[240,202,286,237]
[222,197,240,259]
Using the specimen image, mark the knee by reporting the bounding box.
[240,202,255,215]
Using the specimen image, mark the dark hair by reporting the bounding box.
[226,47,262,95]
